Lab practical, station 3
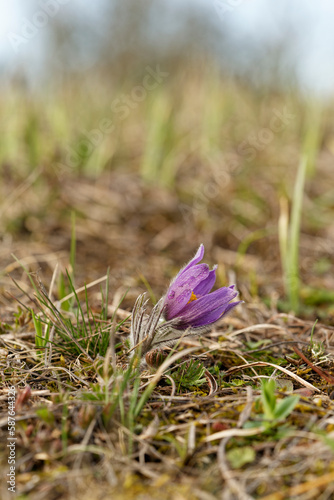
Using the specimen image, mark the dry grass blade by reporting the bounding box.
[57,274,108,305]
[107,303,131,320]
[204,368,218,395]
[164,374,176,407]
[73,417,97,471]
[205,427,265,443]
[237,386,253,428]
[229,324,286,338]
[260,471,334,500]
[0,166,42,219]
[223,361,321,392]
[218,438,254,500]
[44,264,59,366]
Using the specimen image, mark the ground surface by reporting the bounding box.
[1,68,334,499]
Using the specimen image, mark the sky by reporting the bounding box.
[0,1,105,76]
[1,0,334,96]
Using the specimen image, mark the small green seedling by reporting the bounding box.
[307,319,325,361]
[260,378,299,425]
[32,310,50,358]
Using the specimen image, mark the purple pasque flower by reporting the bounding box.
[129,244,242,364]
[163,244,241,329]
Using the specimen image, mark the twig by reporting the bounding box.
[293,346,334,384]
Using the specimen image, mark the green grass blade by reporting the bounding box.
[287,156,307,313]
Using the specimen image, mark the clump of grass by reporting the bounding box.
[32,269,128,361]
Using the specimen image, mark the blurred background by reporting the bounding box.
[1,0,334,318]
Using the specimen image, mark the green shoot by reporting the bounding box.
[279,156,308,313]
[310,318,318,344]
[138,271,156,304]
[100,267,110,322]
[70,210,76,284]
[307,319,325,360]
[32,310,50,358]
[260,379,299,426]
[58,272,70,311]
[61,402,69,451]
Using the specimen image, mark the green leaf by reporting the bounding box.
[274,395,299,420]
[261,379,276,420]
[227,446,256,469]
[245,339,271,349]
[230,379,246,387]
[243,421,264,429]
[36,407,55,425]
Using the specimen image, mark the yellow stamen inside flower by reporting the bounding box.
[187,291,198,303]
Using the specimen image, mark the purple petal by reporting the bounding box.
[185,305,227,327]
[193,266,217,297]
[183,300,241,327]
[177,286,238,325]
[164,263,210,319]
[221,300,243,316]
[173,244,205,281]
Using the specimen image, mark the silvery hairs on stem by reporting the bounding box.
[128,293,212,361]
[128,244,242,365]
